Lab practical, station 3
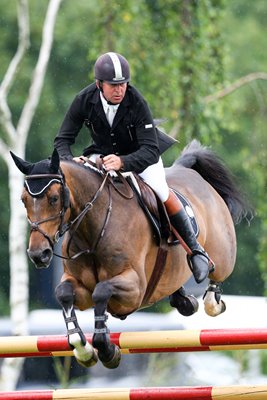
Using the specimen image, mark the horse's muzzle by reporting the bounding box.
[27,247,53,269]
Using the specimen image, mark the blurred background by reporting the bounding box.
[0,0,267,390]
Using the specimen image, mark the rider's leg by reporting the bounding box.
[140,158,210,284]
[164,190,210,283]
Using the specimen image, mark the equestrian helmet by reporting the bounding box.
[94,52,130,84]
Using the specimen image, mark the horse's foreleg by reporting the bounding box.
[92,280,121,369]
[55,280,98,367]
[203,280,226,317]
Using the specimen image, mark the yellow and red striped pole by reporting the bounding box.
[1,328,267,358]
[1,385,267,399]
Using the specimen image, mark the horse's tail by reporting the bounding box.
[174,140,252,224]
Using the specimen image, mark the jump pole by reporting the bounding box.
[1,385,267,399]
[1,328,267,358]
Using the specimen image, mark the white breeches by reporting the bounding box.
[139,157,169,202]
[88,155,170,202]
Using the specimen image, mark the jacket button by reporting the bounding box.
[113,142,117,146]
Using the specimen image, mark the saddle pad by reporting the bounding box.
[124,173,199,244]
[172,189,199,238]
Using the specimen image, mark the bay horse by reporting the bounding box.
[11,140,249,369]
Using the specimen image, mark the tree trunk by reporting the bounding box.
[0,0,63,390]
[0,164,28,390]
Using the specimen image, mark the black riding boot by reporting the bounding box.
[170,208,211,284]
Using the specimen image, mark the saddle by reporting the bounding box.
[84,161,198,246]
[122,172,199,246]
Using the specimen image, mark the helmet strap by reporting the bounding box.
[97,80,104,92]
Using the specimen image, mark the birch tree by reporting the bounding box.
[0,0,63,390]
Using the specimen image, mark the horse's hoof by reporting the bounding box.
[170,292,199,316]
[204,300,226,317]
[220,300,226,314]
[74,345,98,368]
[102,345,121,369]
[76,349,98,368]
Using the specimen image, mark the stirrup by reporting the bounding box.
[187,248,215,273]
[186,248,215,284]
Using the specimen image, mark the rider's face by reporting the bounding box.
[101,82,127,104]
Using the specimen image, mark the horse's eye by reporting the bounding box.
[49,195,59,206]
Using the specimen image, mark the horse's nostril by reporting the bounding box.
[41,248,53,263]
[27,248,53,268]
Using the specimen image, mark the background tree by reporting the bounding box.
[178,0,225,145]
[0,0,62,389]
[209,1,267,294]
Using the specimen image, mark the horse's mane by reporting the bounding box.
[174,140,253,224]
[61,159,104,177]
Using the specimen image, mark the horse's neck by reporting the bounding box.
[62,162,107,212]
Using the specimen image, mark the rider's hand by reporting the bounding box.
[73,156,88,164]
[102,154,123,171]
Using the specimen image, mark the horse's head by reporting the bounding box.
[10,149,70,268]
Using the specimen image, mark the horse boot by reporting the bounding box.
[164,191,211,284]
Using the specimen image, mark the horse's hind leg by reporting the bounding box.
[92,281,121,369]
[203,280,226,317]
[169,286,199,316]
[55,280,98,367]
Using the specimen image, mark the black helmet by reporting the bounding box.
[94,52,130,84]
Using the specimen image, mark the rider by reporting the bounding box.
[54,51,211,284]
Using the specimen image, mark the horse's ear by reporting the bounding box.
[10,151,33,175]
[50,148,60,173]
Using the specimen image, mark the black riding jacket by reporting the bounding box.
[54,83,175,173]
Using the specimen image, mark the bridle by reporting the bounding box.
[25,173,70,248]
[25,167,131,260]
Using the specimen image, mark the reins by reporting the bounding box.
[88,158,133,200]
[57,170,112,260]
[60,163,134,259]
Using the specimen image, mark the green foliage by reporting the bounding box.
[53,357,87,388]
[261,350,267,375]
[225,349,267,378]
[178,0,226,145]
[143,352,178,386]
[218,1,267,294]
